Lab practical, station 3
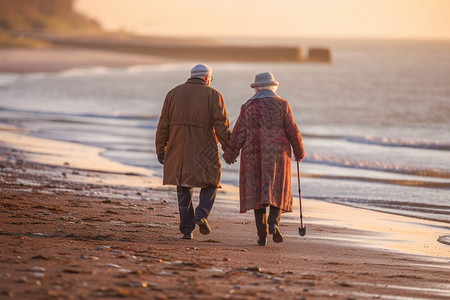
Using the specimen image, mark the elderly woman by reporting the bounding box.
[223,72,305,246]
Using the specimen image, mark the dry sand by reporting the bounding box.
[0,48,449,299]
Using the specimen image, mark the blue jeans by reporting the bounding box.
[177,186,217,234]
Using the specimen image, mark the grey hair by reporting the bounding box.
[191,74,211,79]
[253,85,278,92]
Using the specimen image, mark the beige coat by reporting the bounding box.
[155,78,230,188]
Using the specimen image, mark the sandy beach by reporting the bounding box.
[1,48,450,299]
[1,127,450,300]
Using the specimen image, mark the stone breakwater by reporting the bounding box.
[16,32,331,62]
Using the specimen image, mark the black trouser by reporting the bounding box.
[177,186,217,234]
[254,206,281,238]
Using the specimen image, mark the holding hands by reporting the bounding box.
[222,145,237,164]
[222,150,236,164]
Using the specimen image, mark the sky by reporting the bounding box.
[75,0,450,40]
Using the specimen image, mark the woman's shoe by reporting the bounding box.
[268,224,284,243]
[257,237,267,246]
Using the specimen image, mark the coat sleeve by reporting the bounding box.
[212,92,231,149]
[155,92,171,155]
[223,106,246,164]
[284,103,305,160]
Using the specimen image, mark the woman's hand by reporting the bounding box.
[222,151,236,164]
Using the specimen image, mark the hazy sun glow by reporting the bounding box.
[75,0,450,40]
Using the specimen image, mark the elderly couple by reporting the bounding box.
[155,64,305,246]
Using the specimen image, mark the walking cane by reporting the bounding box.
[297,160,306,236]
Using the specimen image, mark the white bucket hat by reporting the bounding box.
[250,72,279,88]
[190,64,212,77]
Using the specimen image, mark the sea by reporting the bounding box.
[1,39,449,225]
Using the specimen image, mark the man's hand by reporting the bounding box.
[157,153,164,165]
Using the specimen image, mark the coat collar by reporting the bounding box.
[250,89,280,100]
[186,77,208,85]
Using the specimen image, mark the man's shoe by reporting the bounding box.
[257,237,267,246]
[194,218,211,235]
[269,224,284,243]
[182,233,193,240]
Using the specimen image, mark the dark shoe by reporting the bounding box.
[182,233,193,240]
[194,218,211,235]
[269,224,284,243]
[257,237,267,246]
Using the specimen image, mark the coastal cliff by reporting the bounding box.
[0,0,100,31]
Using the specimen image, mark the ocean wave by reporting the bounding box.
[302,173,450,189]
[126,62,193,74]
[310,196,450,224]
[302,133,345,140]
[347,135,450,151]
[0,72,49,84]
[58,66,113,77]
[0,73,21,87]
[125,64,158,74]
[313,196,450,211]
[305,153,450,178]
[0,107,157,121]
[302,133,450,151]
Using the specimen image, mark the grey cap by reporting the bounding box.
[250,72,279,88]
[190,64,212,77]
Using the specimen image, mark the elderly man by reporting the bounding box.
[155,64,231,240]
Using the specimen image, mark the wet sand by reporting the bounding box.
[1,128,450,299]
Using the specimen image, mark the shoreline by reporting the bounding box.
[5,32,309,63]
[0,47,178,74]
[1,129,449,298]
[2,129,448,259]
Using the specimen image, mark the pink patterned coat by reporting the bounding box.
[223,96,305,213]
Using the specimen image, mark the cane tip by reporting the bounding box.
[299,227,306,236]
